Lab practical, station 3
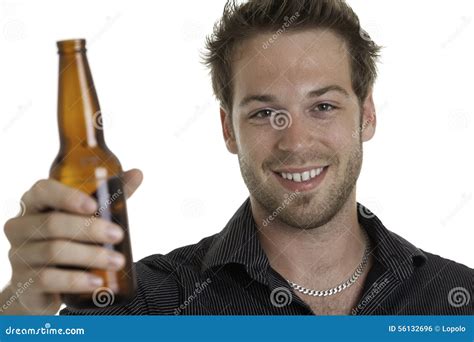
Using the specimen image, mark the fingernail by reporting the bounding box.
[89,275,103,287]
[107,225,123,241]
[81,199,97,213]
[108,253,124,268]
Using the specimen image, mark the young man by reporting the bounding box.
[1,0,472,315]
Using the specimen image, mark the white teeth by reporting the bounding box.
[279,167,325,183]
[292,173,302,182]
[301,171,310,181]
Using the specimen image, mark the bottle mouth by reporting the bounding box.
[57,39,86,54]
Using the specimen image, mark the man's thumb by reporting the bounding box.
[122,168,143,199]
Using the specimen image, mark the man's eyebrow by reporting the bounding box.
[239,85,349,108]
[307,85,349,98]
[239,94,277,108]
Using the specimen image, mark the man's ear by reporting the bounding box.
[220,107,238,154]
[361,89,377,142]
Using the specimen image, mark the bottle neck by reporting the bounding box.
[57,48,106,151]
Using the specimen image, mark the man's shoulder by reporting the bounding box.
[416,249,473,281]
[382,228,472,287]
[407,249,473,310]
[400,250,473,313]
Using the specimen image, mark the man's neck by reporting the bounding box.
[250,191,368,290]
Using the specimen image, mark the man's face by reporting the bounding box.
[221,29,376,229]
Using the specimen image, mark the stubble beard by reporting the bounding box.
[239,142,363,230]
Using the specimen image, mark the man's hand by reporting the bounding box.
[0,168,143,315]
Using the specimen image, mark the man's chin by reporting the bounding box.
[269,212,330,230]
[262,197,333,230]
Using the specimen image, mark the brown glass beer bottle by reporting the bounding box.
[49,39,136,309]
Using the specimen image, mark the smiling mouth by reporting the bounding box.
[271,165,329,192]
[273,166,328,183]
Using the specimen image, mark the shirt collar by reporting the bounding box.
[201,198,270,283]
[201,197,427,283]
[358,204,427,280]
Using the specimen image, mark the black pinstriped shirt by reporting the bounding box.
[61,198,473,315]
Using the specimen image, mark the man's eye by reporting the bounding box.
[250,109,275,119]
[315,103,337,112]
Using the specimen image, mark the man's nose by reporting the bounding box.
[275,111,314,152]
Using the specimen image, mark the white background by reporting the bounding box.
[0,0,473,291]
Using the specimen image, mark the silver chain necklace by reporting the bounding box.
[286,230,371,297]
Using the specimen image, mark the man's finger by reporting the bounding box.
[122,168,143,199]
[21,179,97,215]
